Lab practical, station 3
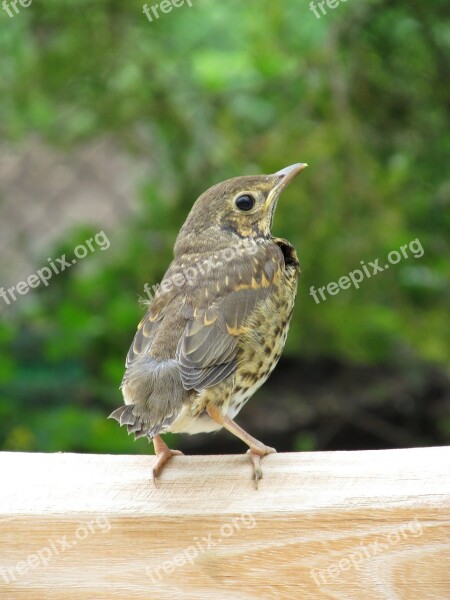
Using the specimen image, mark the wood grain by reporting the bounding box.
[0,447,449,599]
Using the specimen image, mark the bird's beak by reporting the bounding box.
[265,162,308,208]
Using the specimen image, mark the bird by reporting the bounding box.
[109,163,307,486]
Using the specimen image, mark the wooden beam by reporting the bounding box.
[0,447,449,599]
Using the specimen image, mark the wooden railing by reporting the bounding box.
[0,447,449,599]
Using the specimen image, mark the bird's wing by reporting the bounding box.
[125,305,165,371]
[176,242,283,391]
[122,242,284,392]
[122,271,181,381]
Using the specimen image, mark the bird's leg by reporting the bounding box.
[151,435,183,484]
[206,405,276,488]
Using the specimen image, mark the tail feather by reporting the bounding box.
[127,420,143,434]
[111,356,185,440]
[108,405,136,426]
[108,406,127,422]
[108,403,177,440]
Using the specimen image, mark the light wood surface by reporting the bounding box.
[0,447,449,599]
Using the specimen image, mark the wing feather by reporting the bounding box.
[123,242,283,393]
[175,243,282,390]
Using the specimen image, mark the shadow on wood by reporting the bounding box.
[0,447,449,599]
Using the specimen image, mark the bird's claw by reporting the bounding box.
[151,449,184,485]
[246,446,276,489]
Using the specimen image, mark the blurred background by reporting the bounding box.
[0,0,448,457]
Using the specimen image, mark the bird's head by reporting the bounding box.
[175,163,307,255]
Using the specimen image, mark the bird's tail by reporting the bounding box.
[108,404,148,439]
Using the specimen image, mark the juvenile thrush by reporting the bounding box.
[110,163,307,486]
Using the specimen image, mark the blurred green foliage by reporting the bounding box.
[0,0,448,453]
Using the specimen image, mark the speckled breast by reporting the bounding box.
[228,245,299,418]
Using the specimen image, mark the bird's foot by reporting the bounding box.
[205,405,276,488]
[152,435,184,485]
[246,444,276,489]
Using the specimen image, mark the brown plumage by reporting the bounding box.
[110,163,307,486]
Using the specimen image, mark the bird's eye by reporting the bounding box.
[235,194,255,211]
